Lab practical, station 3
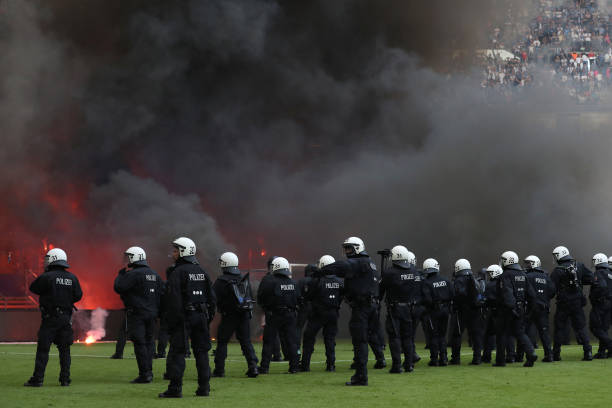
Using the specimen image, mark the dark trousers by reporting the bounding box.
[368,304,385,361]
[449,306,484,360]
[349,303,380,380]
[495,309,534,364]
[526,305,552,357]
[127,312,156,378]
[296,303,311,352]
[385,304,413,368]
[589,302,612,352]
[418,307,432,349]
[301,307,339,367]
[157,317,169,356]
[214,311,258,372]
[166,311,211,392]
[553,300,591,354]
[261,309,299,371]
[482,310,497,360]
[428,307,449,362]
[32,314,73,382]
[411,305,425,356]
[115,313,128,356]
[261,312,282,361]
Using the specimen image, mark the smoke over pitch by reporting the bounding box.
[1,0,611,301]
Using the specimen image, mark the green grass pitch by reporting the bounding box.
[0,341,609,407]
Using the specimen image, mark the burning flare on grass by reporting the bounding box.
[82,307,109,345]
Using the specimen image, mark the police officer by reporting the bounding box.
[212,252,258,377]
[257,257,300,374]
[421,258,453,367]
[449,259,484,365]
[25,248,83,387]
[494,251,538,367]
[380,245,422,373]
[550,246,593,361]
[319,236,381,386]
[114,247,162,383]
[589,253,612,359]
[259,256,284,364]
[523,255,555,362]
[404,250,426,366]
[114,247,162,380]
[296,264,315,358]
[159,237,216,398]
[481,265,502,363]
[300,255,343,372]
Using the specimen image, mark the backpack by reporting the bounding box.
[473,278,486,307]
[560,261,580,289]
[230,273,254,311]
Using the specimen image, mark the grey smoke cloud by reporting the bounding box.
[1,0,611,285]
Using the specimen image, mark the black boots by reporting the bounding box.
[523,354,537,367]
[195,383,210,397]
[24,377,43,387]
[345,375,368,386]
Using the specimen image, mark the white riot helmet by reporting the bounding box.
[219,252,240,275]
[552,246,571,263]
[125,246,147,265]
[318,255,335,269]
[524,255,541,269]
[454,258,472,275]
[486,264,503,279]
[608,255,612,264]
[406,250,416,266]
[500,251,519,267]
[423,258,440,275]
[172,237,196,258]
[45,248,69,268]
[592,253,608,268]
[391,245,412,265]
[343,236,365,257]
[271,257,291,277]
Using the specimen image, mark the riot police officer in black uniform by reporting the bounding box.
[159,237,216,398]
[421,258,453,367]
[212,252,258,377]
[449,259,484,365]
[300,255,343,372]
[257,257,300,374]
[25,248,83,387]
[259,256,284,363]
[589,253,612,359]
[380,245,422,373]
[405,251,426,366]
[319,236,381,386]
[523,255,555,362]
[114,246,162,383]
[550,246,593,361]
[297,264,315,357]
[494,251,538,367]
[481,265,502,363]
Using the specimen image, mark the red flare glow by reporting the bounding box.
[85,335,96,344]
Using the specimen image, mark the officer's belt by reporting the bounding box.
[273,305,296,312]
[185,303,205,312]
[41,306,71,318]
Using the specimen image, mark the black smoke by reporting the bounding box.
[1,0,611,298]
